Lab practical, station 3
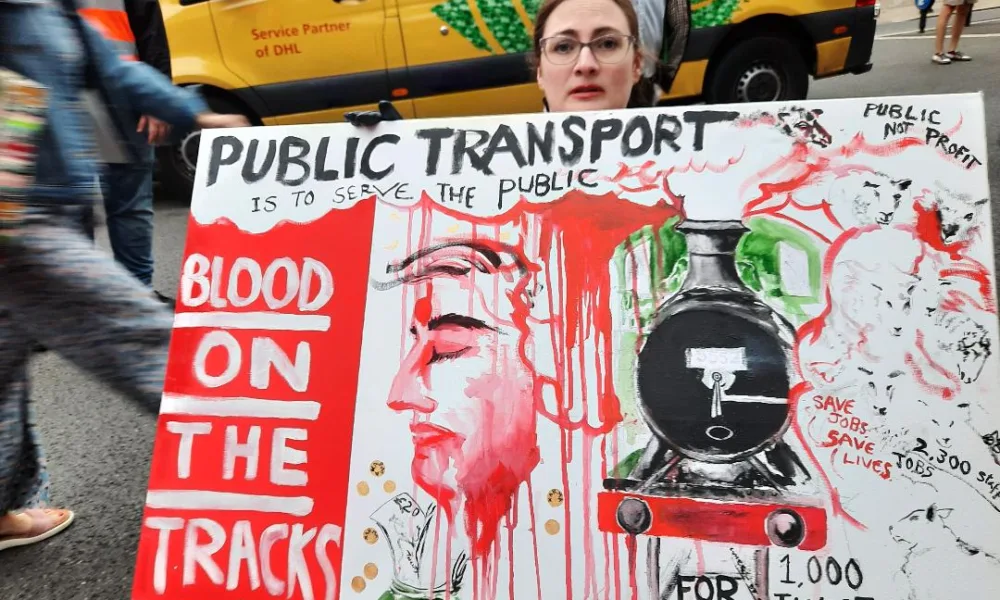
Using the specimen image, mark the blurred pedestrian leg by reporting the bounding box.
[0,207,171,546]
[0,208,171,416]
[933,0,976,64]
[101,143,156,288]
[86,0,177,306]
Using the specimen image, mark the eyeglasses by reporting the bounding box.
[540,33,635,65]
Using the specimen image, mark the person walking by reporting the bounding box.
[933,0,975,64]
[79,0,176,305]
[0,0,247,549]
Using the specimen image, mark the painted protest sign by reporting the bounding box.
[131,92,1000,600]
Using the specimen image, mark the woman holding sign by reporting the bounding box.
[348,0,653,124]
[343,0,672,597]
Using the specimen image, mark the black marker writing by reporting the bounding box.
[683,110,740,151]
[205,134,400,187]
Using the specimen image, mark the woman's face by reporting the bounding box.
[536,0,641,113]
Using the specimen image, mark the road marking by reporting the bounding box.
[160,393,322,420]
[173,311,331,331]
[878,32,1000,40]
[145,490,315,516]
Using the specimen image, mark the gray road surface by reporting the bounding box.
[2,10,1000,599]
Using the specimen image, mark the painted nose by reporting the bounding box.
[386,346,437,414]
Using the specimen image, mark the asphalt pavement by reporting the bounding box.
[3,10,1000,600]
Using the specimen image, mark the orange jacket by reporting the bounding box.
[77,0,139,62]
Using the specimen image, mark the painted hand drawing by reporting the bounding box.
[369,493,470,598]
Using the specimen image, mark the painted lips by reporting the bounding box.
[410,422,459,444]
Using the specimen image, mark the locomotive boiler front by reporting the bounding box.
[635,220,795,464]
[597,219,828,554]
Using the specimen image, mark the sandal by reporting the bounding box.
[0,508,75,551]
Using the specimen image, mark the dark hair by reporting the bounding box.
[530,0,657,109]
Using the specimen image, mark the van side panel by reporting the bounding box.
[160,0,248,90]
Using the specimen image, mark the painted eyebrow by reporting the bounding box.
[430,313,495,331]
[409,313,496,334]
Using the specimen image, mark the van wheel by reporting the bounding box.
[157,94,255,200]
[705,37,809,104]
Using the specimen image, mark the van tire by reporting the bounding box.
[704,37,809,104]
[157,94,255,201]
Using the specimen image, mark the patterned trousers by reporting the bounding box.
[0,207,170,513]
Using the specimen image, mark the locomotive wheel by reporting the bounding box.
[616,498,653,535]
[765,508,806,547]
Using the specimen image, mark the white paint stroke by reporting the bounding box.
[161,394,321,420]
[779,242,812,297]
[722,395,788,405]
[146,490,314,516]
[173,311,331,332]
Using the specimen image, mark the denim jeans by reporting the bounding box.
[101,145,156,286]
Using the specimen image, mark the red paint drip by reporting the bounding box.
[526,483,543,600]
[431,504,443,599]
[624,535,639,600]
[560,428,574,600]
[391,187,683,599]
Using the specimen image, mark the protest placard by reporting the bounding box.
[132,93,1000,600]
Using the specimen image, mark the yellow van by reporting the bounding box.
[157,0,879,195]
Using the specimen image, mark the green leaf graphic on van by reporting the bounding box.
[432,0,492,52]
[691,0,743,29]
[477,0,532,53]
[432,0,534,54]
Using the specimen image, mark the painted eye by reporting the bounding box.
[428,348,469,364]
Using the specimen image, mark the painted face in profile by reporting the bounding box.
[384,242,540,509]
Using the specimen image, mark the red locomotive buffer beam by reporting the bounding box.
[597,491,828,551]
